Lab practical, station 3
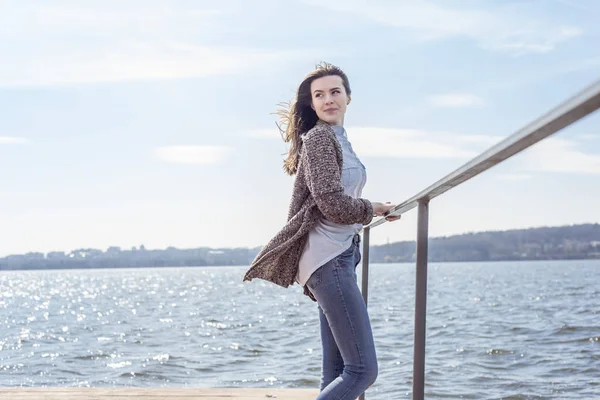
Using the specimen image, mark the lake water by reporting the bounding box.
[1,260,599,399]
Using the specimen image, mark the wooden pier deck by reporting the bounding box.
[0,387,319,399]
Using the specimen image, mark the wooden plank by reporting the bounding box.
[0,388,319,400]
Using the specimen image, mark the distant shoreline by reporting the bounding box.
[2,223,599,271]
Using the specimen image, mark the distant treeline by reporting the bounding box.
[1,223,599,271]
[370,223,600,263]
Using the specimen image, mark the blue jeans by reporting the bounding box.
[306,234,378,399]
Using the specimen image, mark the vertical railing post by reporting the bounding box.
[359,226,371,400]
[412,199,429,400]
[361,227,371,306]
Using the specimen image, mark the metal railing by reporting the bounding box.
[358,78,600,400]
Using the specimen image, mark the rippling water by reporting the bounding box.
[1,260,599,399]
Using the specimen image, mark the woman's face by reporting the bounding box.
[310,75,350,126]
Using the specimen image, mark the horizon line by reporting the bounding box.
[2,221,598,259]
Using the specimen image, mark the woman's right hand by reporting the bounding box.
[372,201,396,217]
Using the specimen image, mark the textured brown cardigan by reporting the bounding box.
[243,120,374,293]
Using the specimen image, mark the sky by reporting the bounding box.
[1,0,599,257]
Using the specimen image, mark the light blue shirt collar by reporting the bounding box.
[331,125,347,138]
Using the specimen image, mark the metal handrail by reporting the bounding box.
[358,77,600,400]
[368,78,600,229]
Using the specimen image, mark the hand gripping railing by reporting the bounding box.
[358,78,600,400]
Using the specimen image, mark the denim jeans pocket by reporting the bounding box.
[306,266,323,290]
[341,242,356,257]
[355,247,362,268]
[334,245,356,271]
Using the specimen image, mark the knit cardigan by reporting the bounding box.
[243,120,374,292]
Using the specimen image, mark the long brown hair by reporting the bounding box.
[278,62,351,175]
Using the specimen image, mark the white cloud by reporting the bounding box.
[453,134,502,146]
[0,137,28,145]
[243,129,282,139]
[0,2,221,39]
[520,138,600,175]
[301,0,582,54]
[577,133,597,141]
[1,41,297,87]
[0,3,311,87]
[349,126,600,176]
[249,122,600,176]
[348,127,488,159]
[428,93,485,108]
[154,146,232,165]
[246,124,505,158]
[496,173,534,181]
[555,0,600,14]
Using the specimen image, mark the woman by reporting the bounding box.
[244,62,400,399]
